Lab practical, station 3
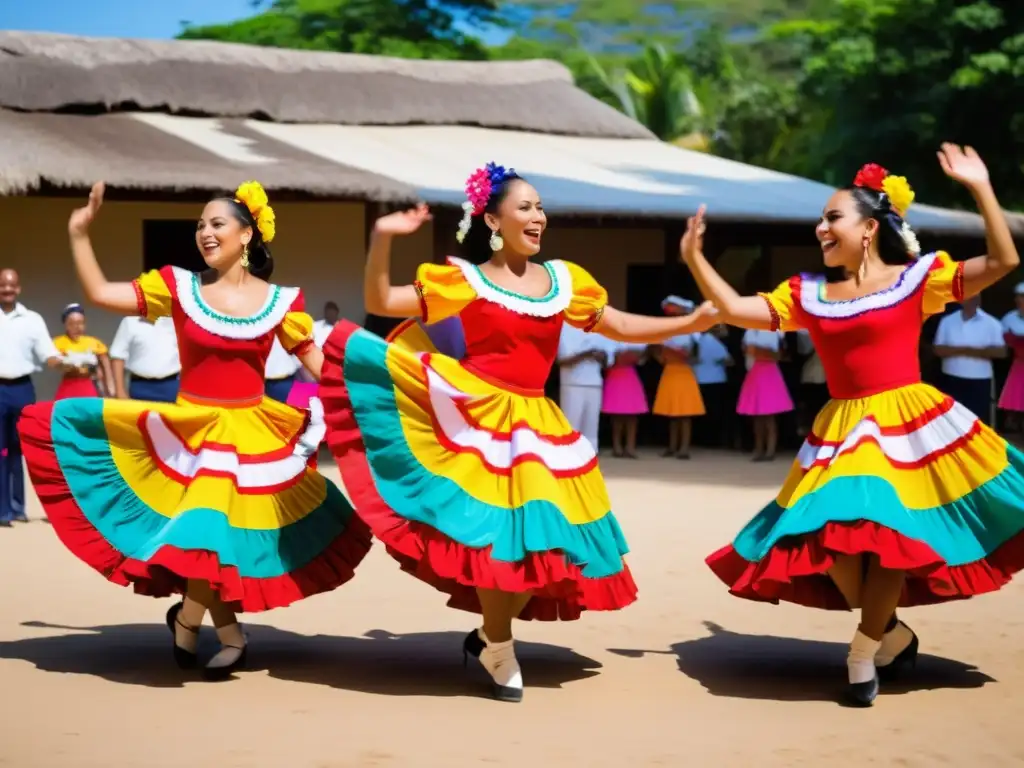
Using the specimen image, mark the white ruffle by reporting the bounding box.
[448,257,572,317]
[173,266,298,340]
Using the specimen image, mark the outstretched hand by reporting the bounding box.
[374,203,432,236]
[937,143,990,190]
[679,204,707,265]
[68,181,105,236]
[689,300,719,333]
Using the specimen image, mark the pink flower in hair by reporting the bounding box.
[464,167,493,216]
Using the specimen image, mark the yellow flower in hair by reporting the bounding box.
[235,180,268,216]
[881,175,915,215]
[257,206,276,244]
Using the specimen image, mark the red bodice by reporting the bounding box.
[458,300,563,393]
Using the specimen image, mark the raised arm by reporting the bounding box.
[936,144,1020,298]
[679,206,776,331]
[364,205,432,318]
[596,303,719,344]
[68,182,142,315]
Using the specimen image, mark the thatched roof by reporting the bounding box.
[0,31,652,139]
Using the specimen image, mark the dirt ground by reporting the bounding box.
[2,451,1023,767]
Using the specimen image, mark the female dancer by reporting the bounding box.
[651,296,705,459]
[319,162,717,702]
[602,341,649,458]
[53,303,114,399]
[998,283,1024,433]
[18,181,371,679]
[737,326,792,461]
[688,144,1024,706]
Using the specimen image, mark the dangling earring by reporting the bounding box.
[240,243,250,269]
[489,230,504,252]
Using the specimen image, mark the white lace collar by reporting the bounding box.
[448,257,572,317]
[172,266,298,339]
[799,253,937,319]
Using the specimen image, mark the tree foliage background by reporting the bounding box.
[180,0,1024,208]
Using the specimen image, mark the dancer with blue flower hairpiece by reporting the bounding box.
[319,162,720,701]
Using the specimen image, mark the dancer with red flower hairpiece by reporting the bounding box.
[319,162,719,702]
[685,144,1024,707]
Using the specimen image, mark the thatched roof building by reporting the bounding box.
[2,30,1021,236]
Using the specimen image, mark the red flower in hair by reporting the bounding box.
[853,163,889,191]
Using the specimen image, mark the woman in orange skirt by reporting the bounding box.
[652,296,706,459]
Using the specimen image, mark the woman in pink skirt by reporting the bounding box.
[602,342,649,458]
[999,282,1024,434]
[737,328,793,461]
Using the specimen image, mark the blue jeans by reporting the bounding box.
[0,377,35,523]
[264,375,296,404]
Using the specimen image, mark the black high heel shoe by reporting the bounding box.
[877,626,919,682]
[202,644,248,681]
[845,674,879,707]
[165,602,198,670]
[462,628,485,667]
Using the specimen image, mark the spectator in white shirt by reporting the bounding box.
[557,323,609,450]
[934,293,1005,425]
[109,315,181,402]
[312,301,339,349]
[0,269,62,526]
[692,324,733,447]
[264,336,301,403]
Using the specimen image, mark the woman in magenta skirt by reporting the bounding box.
[602,341,649,457]
[999,283,1024,433]
[737,327,793,461]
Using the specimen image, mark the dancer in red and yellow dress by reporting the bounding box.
[685,145,1024,706]
[18,181,371,679]
[319,162,718,701]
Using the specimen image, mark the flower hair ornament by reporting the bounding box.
[852,163,920,257]
[234,180,277,245]
[455,162,517,244]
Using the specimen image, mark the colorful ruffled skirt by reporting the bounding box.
[652,363,705,417]
[736,360,793,416]
[17,394,372,612]
[707,383,1024,608]
[319,318,637,621]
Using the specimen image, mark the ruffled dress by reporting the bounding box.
[319,257,637,621]
[708,252,1024,607]
[18,266,372,612]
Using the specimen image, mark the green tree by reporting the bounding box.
[179,0,503,60]
[771,0,1024,206]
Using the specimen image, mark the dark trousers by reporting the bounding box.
[943,374,992,425]
[0,377,35,523]
[129,374,180,403]
[265,374,297,404]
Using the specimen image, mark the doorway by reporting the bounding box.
[142,220,206,273]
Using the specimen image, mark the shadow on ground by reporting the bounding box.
[609,620,995,705]
[1,620,600,698]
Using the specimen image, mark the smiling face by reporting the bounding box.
[0,269,20,310]
[815,189,879,271]
[484,179,547,257]
[195,199,252,271]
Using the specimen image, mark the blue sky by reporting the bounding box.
[1,0,260,38]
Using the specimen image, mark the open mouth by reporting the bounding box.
[523,228,541,245]
[201,241,219,254]
[821,239,837,254]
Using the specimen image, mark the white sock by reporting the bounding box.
[848,630,882,684]
[876,621,914,666]
[478,629,523,690]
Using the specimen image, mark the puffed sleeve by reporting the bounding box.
[922,251,966,317]
[53,335,70,355]
[92,336,109,355]
[757,276,805,332]
[275,291,316,355]
[562,261,609,332]
[414,262,477,324]
[131,267,174,321]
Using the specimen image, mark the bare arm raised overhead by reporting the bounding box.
[68,182,141,315]
[363,204,433,318]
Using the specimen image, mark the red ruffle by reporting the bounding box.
[706,520,1024,610]
[320,320,637,621]
[18,401,372,613]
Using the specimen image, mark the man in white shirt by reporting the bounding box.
[557,324,609,450]
[934,294,1006,425]
[265,336,301,403]
[312,301,339,348]
[0,269,61,526]
[109,315,181,402]
[693,324,733,447]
